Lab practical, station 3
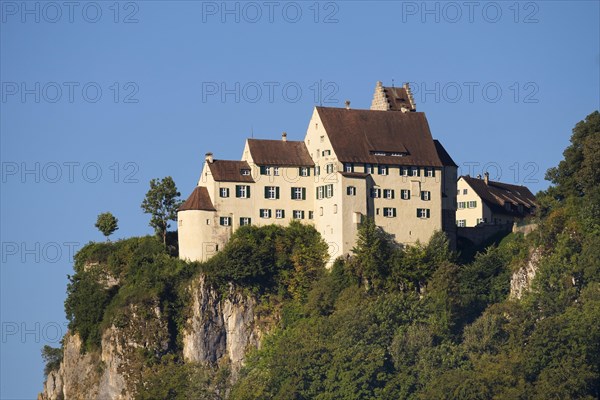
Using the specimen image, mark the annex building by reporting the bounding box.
[178,82,458,262]
[456,173,537,227]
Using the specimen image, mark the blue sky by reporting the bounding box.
[1,1,599,397]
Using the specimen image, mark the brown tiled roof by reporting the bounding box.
[461,176,537,217]
[247,139,314,167]
[178,186,216,212]
[382,86,415,111]
[316,107,444,167]
[208,160,254,182]
[434,140,458,167]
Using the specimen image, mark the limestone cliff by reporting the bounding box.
[39,274,271,399]
[510,247,542,299]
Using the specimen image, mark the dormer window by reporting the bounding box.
[373,151,386,156]
[241,169,251,176]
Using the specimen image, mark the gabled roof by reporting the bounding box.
[178,186,216,212]
[381,86,416,111]
[433,140,458,167]
[247,139,314,167]
[461,175,537,216]
[316,107,444,167]
[208,160,254,182]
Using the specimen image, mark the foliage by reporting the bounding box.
[95,212,118,241]
[41,345,63,376]
[141,176,182,245]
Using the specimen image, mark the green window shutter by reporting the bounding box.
[247,186,251,198]
[264,187,269,198]
[248,218,252,225]
[307,168,311,176]
[276,187,280,199]
[391,190,395,199]
[417,168,421,177]
[301,211,305,219]
[260,166,266,175]
[268,210,272,218]
[393,208,397,217]
[302,188,306,200]
[291,187,295,199]
[377,189,381,198]
[426,209,430,218]
[236,185,241,198]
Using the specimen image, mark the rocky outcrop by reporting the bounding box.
[182,275,267,380]
[510,247,542,299]
[40,301,170,400]
[39,333,101,400]
[40,275,271,399]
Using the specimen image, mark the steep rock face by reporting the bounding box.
[182,275,266,379]
[510,247,542,299]
[39,301,170,400]
[39,333,101,400]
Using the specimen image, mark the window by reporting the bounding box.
[458,202,466,209]
[333,204,338,214]
[417,208,431,219]
[260,166,272,175]
[371,188,381,198]
[236,185,250,198]
[300,167,310,177]
[260,209,272,218]
[241,169,251,176]
[239,217,251,226]
[315,166,320,176]
[320,135,325,142]
[344,163,354,173]
[373,151,386,156]
[384,189,395,199]
[411,167,420,177]
[325,184,333,198]
[219,216,231,226]
[391,152,405,157]
[219,188,229,198]
[291,187,306,200]
[326,163,334,174]
[319,207,323,216]
[322,149,331,156]
[273,167,280,176]
[463,189,468,195]
[265,186,279,199]
[275,209,285,219]
[317,186,324,200]
[347,186,356,196]
[421,191,431,201]
[400,166,409,176]
[477,218,487,224]
[293,210,305,219]
[468,201,477,208]
[376,208,380,215]
[365,163,373,174]
[206,219,210,225]
[401,189,410,200]
[308,211,314,219]
[504,202,511,210]
[383,207,397,217]
[426,168,434,177]
[378,165,388,175]
[457,220,466,227]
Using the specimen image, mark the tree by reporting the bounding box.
[141,177,182,245]
[41,345,63,376]
[545,111,600,198]
[95,212,118,241]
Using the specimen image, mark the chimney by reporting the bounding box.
[205,152,214,163]
[282,132,287,142]
[345,100,351,110]
[477,174,482,179]
[484,172,489,185]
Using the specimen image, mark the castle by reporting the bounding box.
[178,81,458,262]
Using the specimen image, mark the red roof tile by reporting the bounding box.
[178,186,216,212]
[461,175,537,217]
[208,160,254,182]
[247,139,314,167]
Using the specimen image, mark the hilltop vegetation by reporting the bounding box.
[49,111,600,399]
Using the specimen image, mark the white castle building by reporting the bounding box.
[178,82,458,262]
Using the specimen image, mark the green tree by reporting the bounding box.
[41,345,63,376]
[545,110,600,198]
[95,212,118,241]
[141,177,182,245]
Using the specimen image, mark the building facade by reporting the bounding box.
[178,82,458,262]
[456,173,537,227]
